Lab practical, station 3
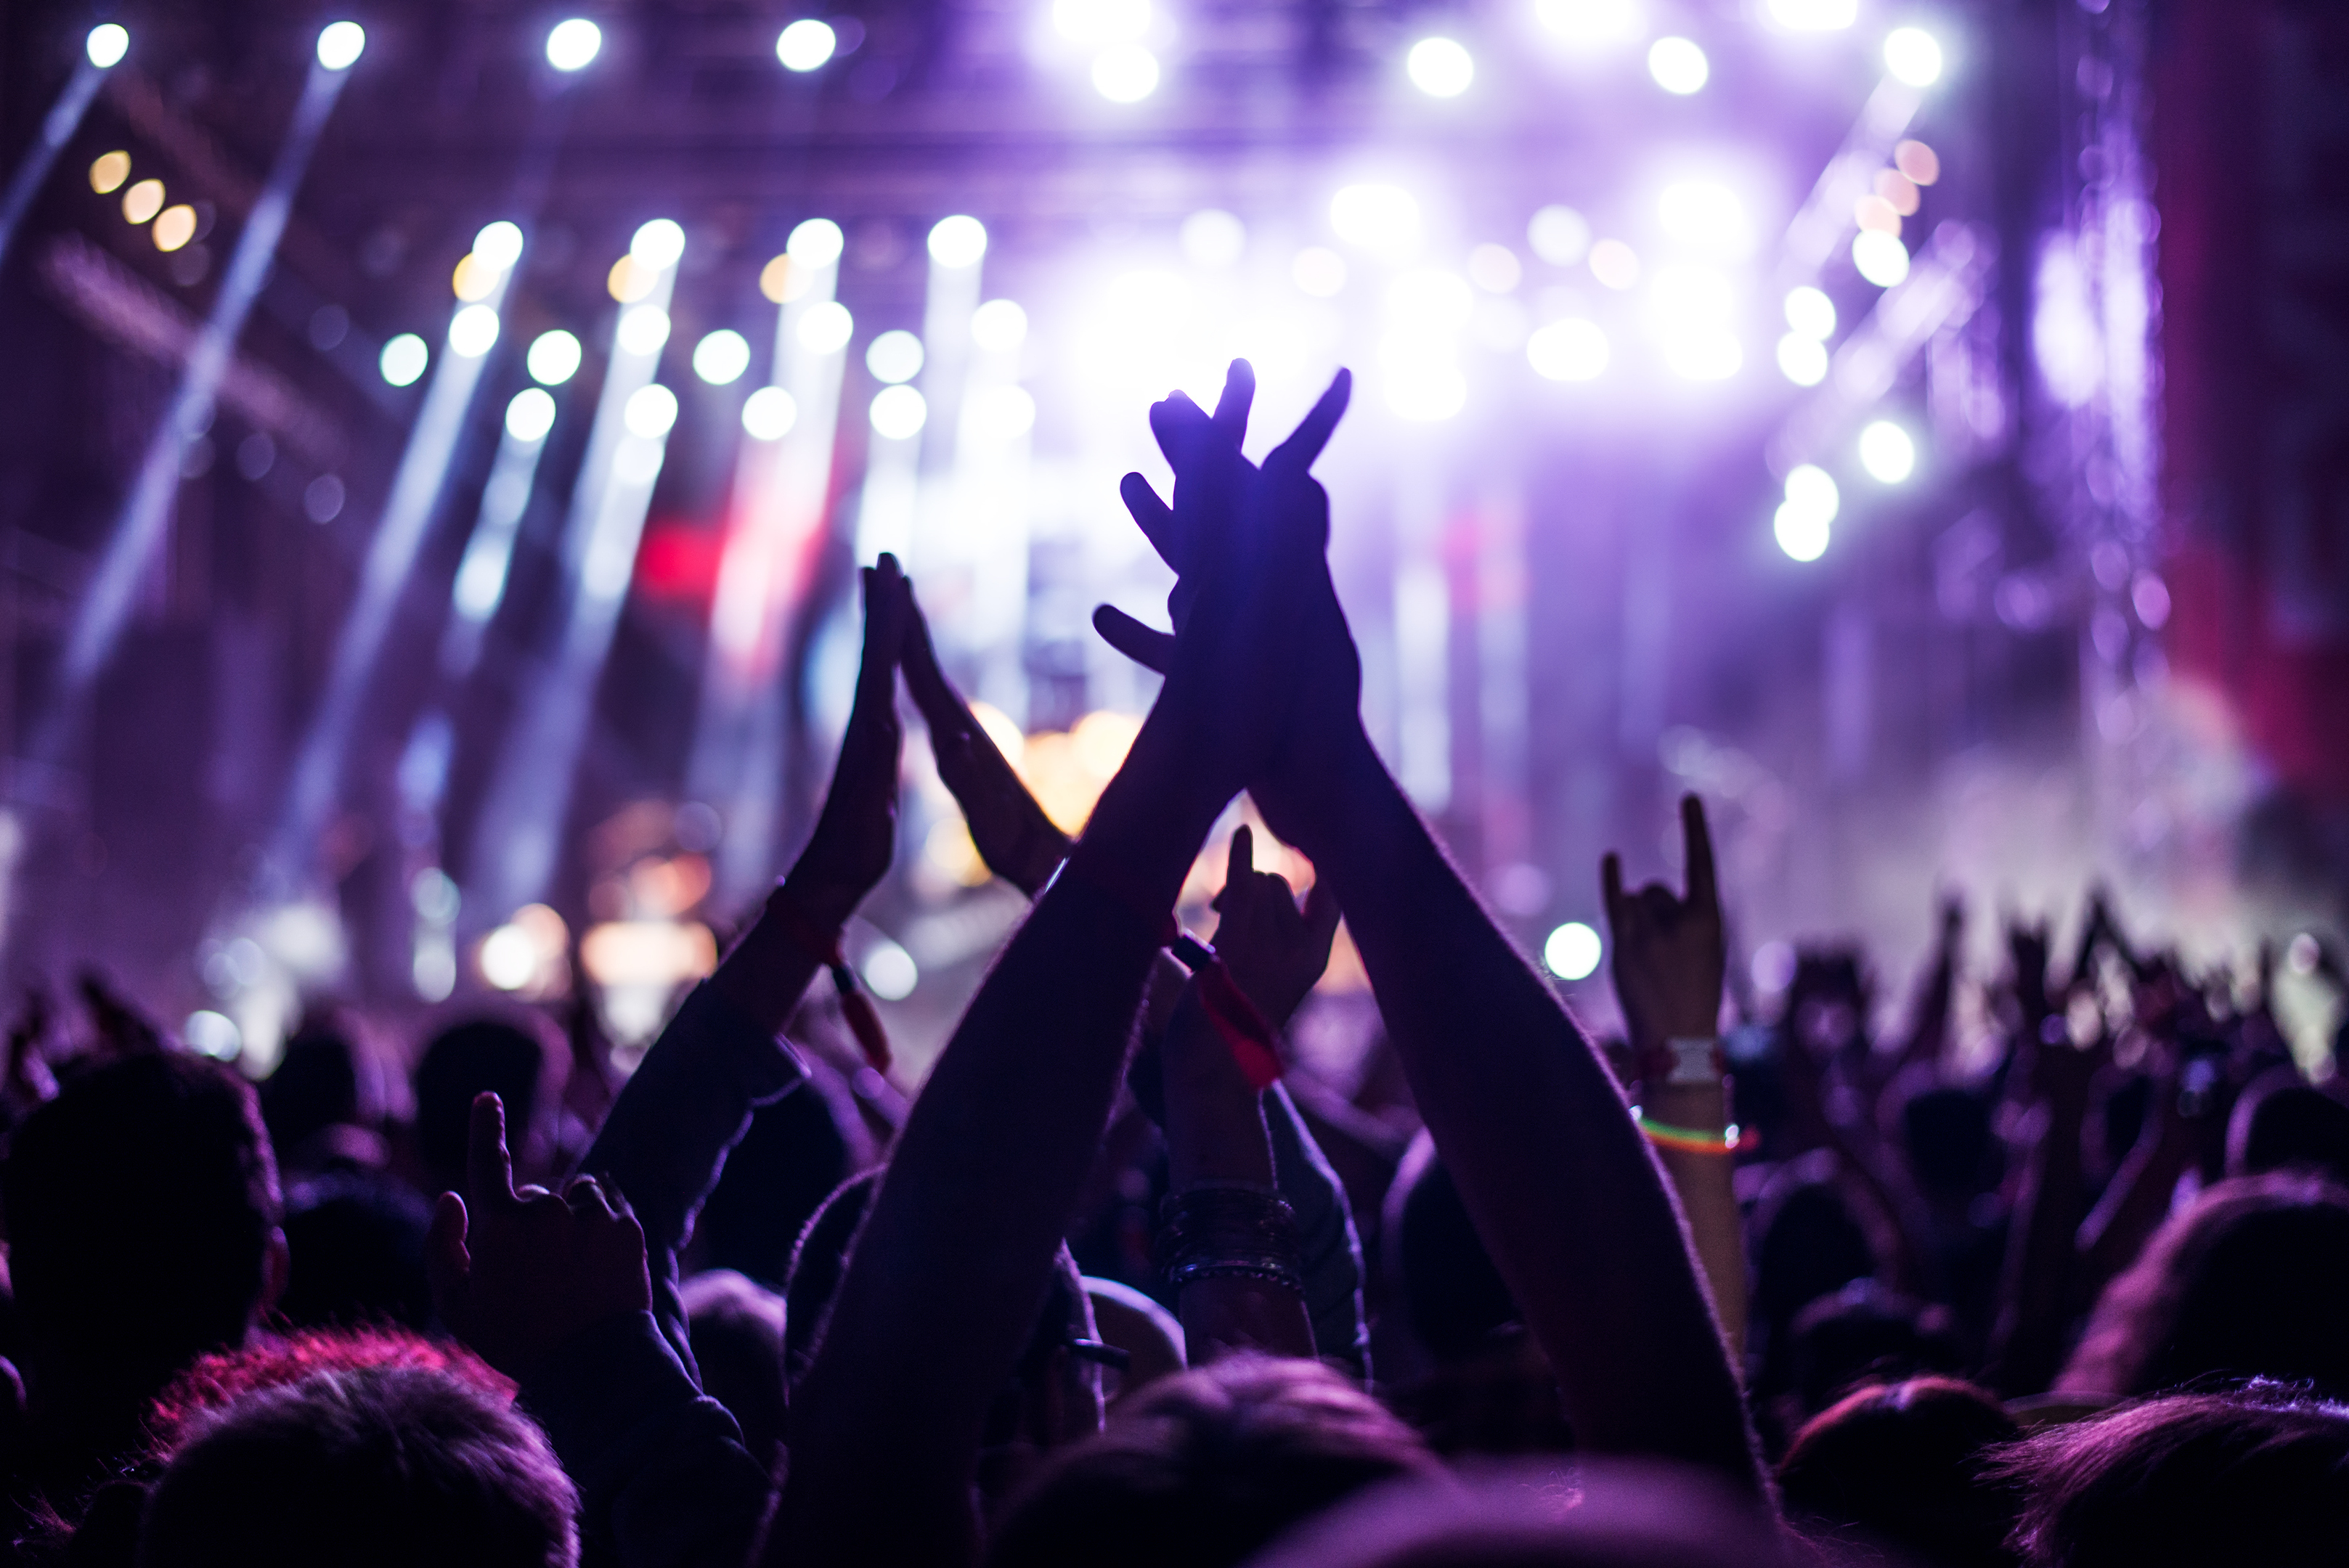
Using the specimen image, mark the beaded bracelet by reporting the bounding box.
[1157,1184,1306,1298]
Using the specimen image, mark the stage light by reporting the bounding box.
[1588,238,1641,290]
[1884,27,1943,86]
[449,303,500,359]
[1535,0,1638,46]
[692,330,752,385]
[85,25,134,71]
[972,298,1029,351]
[380,333,429,386]
[1092,44,1160,102]
[624,383,679,439]
[928,214,988,269]
[1181,208,1246,267]
[861,938,919,1000]
[789,217,846,266]
[1407,37,1475,97]
[798,299,853,353]
[866,330,924,383]
[871,383,927,438]
[1648,36,1708,94]
[528,329,582,385]
[89,150,131,194]
[1292,246,1347,296]
[1855,193,1902,234]
[972,384,1038,442]
[452,253,501,301]
[316,20,366,70]
[1767,0,1855,29]
[616,304,672,357]
[184,1010,240,1060]
[741,385,797,440]
[1528,318,1609,380]
[473,220,525,269]
[1467,244,1521,292]
[630,218,686,269]
[777,18,838,70]
[480,923,539,991]
[1777,333,1829,385]
[1784,285,1836,339]
[1852,229,1911,286]
[1784,464,1839,523]
[1774,503,1830,561]
[152,204,197,252]
[1330,183,1420,252]
[1894,139,1941,184]
[1056,0,1152,44]
[505,387,558,443]
[547,18,602,71]
[2132,572,2170,629]
[1658,180,1750,255]
[122,178,164,225]
[1859,419,1916,481]
[1388,268,1475,330]
[1544,921,1603,981]
[1527,205,1592,266]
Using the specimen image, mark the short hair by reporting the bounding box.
[413,1019,549,1193]
[138,1363,577,1568]
[1777,1376,2022,1568]
[982,1356,1436,1568]
[2,1052,280,1383]
[1990,1387,2349,1567]
[2060,1172,2349,1400]
[2228,1071,2349,1188]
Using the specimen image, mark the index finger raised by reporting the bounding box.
[1680,793,1717,910]
[467,1091,521,1212]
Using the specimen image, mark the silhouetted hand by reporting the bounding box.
[426,1092,651,1379]
[1603,795,1727,1058]
[2007,916,2053,1021]
[899,584,1070,897]
[783,554,912,930]
[1211,825,1341,1031]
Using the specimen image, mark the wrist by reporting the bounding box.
[774,870,861,934]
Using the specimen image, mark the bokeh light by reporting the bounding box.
[1776,334,1829,385]
[616,305,672,357]
[778,19,838,71]
[1181,209,1246,267]
[89,150,131,194]
[1544,921,1603,980]
[798,300,854,353]
[693,330,752,385]
[505,387,558,443]
[546,18,602,71]
[1528,318,1609,381]
[1852,229,1912,287]
[528,330,582,385]
[122,178,165,225]
[1407,37,1475,97]
[1648,36,1709,94]
[1535,0,1639,46]
[789,217,846,267]
[630,218,686,269]
[866,330,926,383]
[380,333,429,387]
[316,20,366,70]
[1859,420,1917,482]
[1884,27,1945,87]
[1767,0,1855,29]
[1527,205,1592,266]
[152,205,198,253]
[624,383,679,439]
[1292,247,1348,296]
[1330,184,1420,253]
[971,299,1030,351]
[473,220,526,269]
[1588,238,1642,290]
[86,23,130,68]
[1092,44,1160,102]
[449,303,500,359]
[1784,285,1837,340]
[871,384,928,439]
[742,386,798,441]
[928,214,989,268]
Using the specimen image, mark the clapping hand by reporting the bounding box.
[1602,796,1727,1069]
[783,554,913,930]
[1210,825,1341,1032]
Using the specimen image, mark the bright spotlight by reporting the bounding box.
[1784,285,1837,340]
[86,23,130,68]
[316,20,366,70]
[788,217,846,267]
[1527,205,1592,266]
[1852,229,1912,287]
[1330,183,1420,252]
[1859,420,1916,482]
[1055,0,1151,46]
[928,214,988,269]
[1407,36,1475,97]
[624,383,679,439]
[528,329,582,385]
[693,329,752,385]
[778,18,838,71]
[971,298,1030,351]
[630,218,686,270]
[1528,318,1609,381]
[1648,36,1708,93]
[1767,0,1856,29]
[480,923,538,991]
[1092,44,1160,101]
[616,304,672,357]
[1783,464,1840,523]
[449,304,501,359]
[871,384,928,439]
[797,300,854,354]
[380,333,429,387]
[1657,181,1750,255]
[1544,921,1603,980]
[1774,504,1831,561]
[1292,246,1348,296]
[742,385,798,441]
[546,18,602,71]
[473,220,526,269]
[505,387,558,443]
[1776,333,1830,385]
[866,330,925,383]
[1181,209,1246,267]
[1884,26,1944,86]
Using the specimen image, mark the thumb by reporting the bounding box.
[1092,605,1176,673]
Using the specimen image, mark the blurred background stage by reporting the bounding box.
[0,0,2344,1079]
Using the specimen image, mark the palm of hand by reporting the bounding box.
[791,558,911,917]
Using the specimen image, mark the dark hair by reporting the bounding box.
[982,1356,1436,1568]
[2227,1071,2349,1188]
[276,1171,434,1331]
[1900,1086,1998,1198]
[681,1270,790,1472]
[2060,1172,2349,1400]
[1989,1387,2349,1567]
[1386,1133,1516,1362]
[694,1058,870,1290]
[1783,1279,1967,1418]
[2,1053,280,1392]
[1778,1376,2022,1568]
[413,1021,547,1194]
[137,1363,577,1568]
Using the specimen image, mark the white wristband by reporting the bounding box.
[1666,1037,1722,1085]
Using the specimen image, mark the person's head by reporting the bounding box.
[1783,1280,1967,1419]
[982,1356,1436,1568]
[693,1058,870,1290]
[1,1052,282,1404]
[1897,1086,1999,1201]
[1748,1161,1878,1360]
[1777,1376,2022,1568]
[1387,1132,1517,1364]
[1990,1386,2349,1567]
[2227,1070,2349,1187]
[2060,1171,2349,1400]
[276,1171,434,1331]
[414,1018,554,1195]
[137,1363,577,1567]
[680,1269,789,1473]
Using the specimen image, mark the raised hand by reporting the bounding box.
[783,553,913,929]
[1211,825,1341,1031]
[1603,796,1727,1063]
[898,584,1070,897]
[426,1092,651,1379]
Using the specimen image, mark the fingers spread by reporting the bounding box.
[1211,359,1257,446]
[1266,368,1353,475]
[1120,472,1179,564]
[467,1092,519,1212]
[1092,605,1176,673]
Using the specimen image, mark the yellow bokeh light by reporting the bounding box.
[759,254,794,304]
[608,253,657,303]
[89,150,131,195]
[968,701,1025,767]
[152,204,198,253]
[122,177,165,224]
[452,251,501,301]
[924,818,993,888]
[1071,709,1142,779]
